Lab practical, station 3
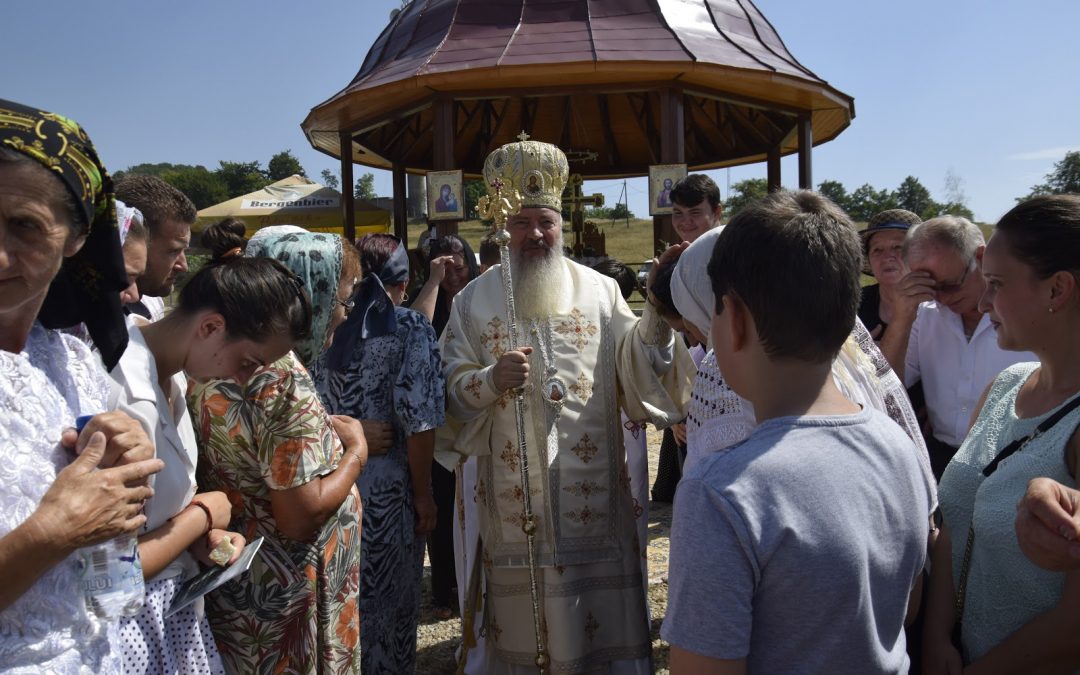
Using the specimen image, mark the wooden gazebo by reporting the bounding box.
[302,0,855,244]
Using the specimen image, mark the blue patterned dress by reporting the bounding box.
[314,306,445,674]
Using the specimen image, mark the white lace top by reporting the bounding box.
[0,323,121,673]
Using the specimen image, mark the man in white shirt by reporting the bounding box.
[880,215,1035,477]
[115,176,195,321]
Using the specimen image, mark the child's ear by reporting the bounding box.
[719,293,749,353]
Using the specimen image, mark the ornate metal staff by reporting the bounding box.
[477,177,549,673]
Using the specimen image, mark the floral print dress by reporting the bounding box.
[189,352,361,675]
[314,306,445,674]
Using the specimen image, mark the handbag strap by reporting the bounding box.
[954,389,1080,619]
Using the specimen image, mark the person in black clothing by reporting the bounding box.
[858,208,922,340]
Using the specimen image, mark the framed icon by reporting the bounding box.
[427,170,464,220]
[648,164,688,216]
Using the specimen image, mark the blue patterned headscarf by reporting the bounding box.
[247,229,343,366]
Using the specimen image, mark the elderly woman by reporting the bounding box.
[410,233,478,617]
[189,224,366,674]
[859,208,922,339]
[924,195,1080,673]
[316,233,445,673]
[0,99,162,671]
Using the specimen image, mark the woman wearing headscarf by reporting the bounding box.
[410,233,478,618]
[0,98,163,672]
[189,224,366,674]
[315,233,445,674]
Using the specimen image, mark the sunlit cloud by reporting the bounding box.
[1007,146,1080,161]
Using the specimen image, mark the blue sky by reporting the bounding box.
[5,0,1078,225]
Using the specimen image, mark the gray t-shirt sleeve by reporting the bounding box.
[661,475,755,661]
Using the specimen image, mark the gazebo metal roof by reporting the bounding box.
[302,0,855,178]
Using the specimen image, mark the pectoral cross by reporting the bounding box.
[561,173,604,257]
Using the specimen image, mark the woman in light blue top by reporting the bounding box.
[926,194,1080,672]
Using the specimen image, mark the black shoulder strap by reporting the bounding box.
[982,392,1080,478]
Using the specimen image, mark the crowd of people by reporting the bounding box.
[2,95,1079,675]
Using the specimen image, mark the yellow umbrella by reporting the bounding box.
[194,174,389,237]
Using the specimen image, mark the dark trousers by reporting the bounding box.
[925,435,960,481]
[428,460,457,607]
[651,428,683,503]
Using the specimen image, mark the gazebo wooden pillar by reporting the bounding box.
[798,114,813,190]
[432,98,460,238]
[339,132,355,243]
[654,87,684,251]
[392,163,407,241]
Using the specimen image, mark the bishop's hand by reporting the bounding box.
[493,347,533,393]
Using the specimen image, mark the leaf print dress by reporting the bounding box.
[189,352,361,675]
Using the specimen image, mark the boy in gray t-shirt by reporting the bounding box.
[661,191,932,674]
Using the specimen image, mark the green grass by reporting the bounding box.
[407,218,660,269]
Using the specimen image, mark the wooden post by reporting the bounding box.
[767,145,781,193]
[655,88,684,253]
[797,114,813,190]
[339,132,355,243]
[432,97,459,237]
[392,163,407,241]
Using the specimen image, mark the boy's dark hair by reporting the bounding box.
[670,173,721,210]
[478,232,501,267]
[708,190,861,364]
[647,262,680,320]
[591,258,638,301]
[115,175,197,238]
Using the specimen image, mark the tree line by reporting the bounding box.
[113,150,378,210]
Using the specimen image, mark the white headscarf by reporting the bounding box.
[115,199,144,246]
[670,226,723,347]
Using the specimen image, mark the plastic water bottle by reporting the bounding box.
[72,415,145,619]
[78,534,146,619]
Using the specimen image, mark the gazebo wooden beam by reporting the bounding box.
[340,132,355,243]
[627,93,659,164]
[597,94,622,168]
[767,145,781,193]
[797,113,813,189]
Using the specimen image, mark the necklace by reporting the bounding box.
[528,319,566,410]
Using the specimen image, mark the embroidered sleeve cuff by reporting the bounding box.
[638,300,675,347]
[456,365,502,411]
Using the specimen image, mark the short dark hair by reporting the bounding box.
[648,263,679,320]
[115,175,196,238]
[708,190,861,364]
[591,258,638,301]
[670,174,721,210]
[356,233,402,277]
[479,232,501,267]
[995,194,1080,282]
[176,256,312,345]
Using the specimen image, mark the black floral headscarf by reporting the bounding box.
[0,99,128,368]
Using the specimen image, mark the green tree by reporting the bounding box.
[610,202,633,220]
[217,160,267,198]
[320,169,340,190]
[724,178,768,217]
[354,172,376,200]
[939,201,975,220]
[1022,151,1080,200]
[847,183,897,222]
[894,176,938,220]
[463,179,486,220]
[816,179,851,213]
[114,162,202,183]
[160,166,228,209]
[267,150,306,181]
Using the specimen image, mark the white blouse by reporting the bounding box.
[0,323,121,673]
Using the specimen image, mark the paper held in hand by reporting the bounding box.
[165,537,264,618]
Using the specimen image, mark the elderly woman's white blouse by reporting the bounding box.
[0,323,121,673]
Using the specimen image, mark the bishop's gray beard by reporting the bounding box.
[511,240,567,320]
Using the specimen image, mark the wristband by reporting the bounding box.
[188,500,214,535]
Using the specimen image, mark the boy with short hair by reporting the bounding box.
[661,190,932,674]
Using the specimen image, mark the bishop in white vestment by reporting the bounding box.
[440,138,694,674]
